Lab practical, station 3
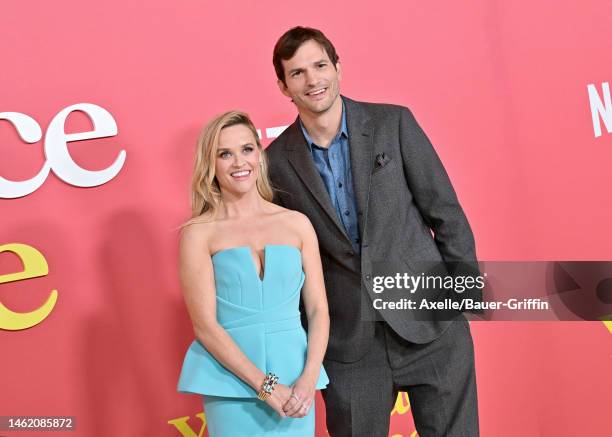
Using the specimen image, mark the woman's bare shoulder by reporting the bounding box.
[273,208,316,244]
[267,203,308,225]
[179,216,218,252]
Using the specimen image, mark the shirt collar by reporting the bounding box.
[299,101,348,151]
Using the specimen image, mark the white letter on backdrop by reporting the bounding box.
[587,82,612,138]
[45,103,126,187]
[0,112,49,199]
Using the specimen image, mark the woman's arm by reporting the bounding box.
[283,212,330,417]
[179,224,291,415]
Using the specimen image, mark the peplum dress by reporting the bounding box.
[178,244,329,436]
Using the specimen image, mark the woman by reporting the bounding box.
[177,110,329,436]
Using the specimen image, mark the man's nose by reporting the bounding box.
[305,68,318,87]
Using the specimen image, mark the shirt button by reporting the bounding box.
[344,210,350,216]
[365,274,371,281]
[338,182,343,188]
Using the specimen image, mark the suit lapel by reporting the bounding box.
[283,120,350,241]
[343,97,374,235]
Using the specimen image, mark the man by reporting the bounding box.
[267,26,480,436]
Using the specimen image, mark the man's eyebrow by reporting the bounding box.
[288,59,328,75]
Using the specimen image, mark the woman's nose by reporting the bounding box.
[232,154,245,167]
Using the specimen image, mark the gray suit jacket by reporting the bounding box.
[267,96,478,363]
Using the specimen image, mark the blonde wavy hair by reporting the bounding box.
[182,111,274,228]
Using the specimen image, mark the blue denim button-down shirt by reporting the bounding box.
[300,105,360,254]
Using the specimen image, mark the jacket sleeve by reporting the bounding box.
[398,107,482,306]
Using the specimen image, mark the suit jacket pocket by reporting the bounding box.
[370,158,398,187]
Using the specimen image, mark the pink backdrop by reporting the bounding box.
[2,1,611,435]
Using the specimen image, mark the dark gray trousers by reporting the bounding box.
[322,320,479,437]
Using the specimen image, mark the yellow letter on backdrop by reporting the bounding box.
[0,243,58,330]
[167,412,206,437]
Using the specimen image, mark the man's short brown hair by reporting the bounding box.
[273,26,340,84]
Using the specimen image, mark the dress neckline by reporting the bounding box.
[211,244,301,283]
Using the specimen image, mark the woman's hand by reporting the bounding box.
[283,376,317,418]
[265,383,293,417]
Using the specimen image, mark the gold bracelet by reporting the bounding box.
[257,372,278,401]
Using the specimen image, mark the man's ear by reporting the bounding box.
[277,79,290,97]
[336,62,342,81]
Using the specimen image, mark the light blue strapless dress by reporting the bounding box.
[177,245,329,436]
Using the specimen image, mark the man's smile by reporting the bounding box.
[306,87,328,99]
